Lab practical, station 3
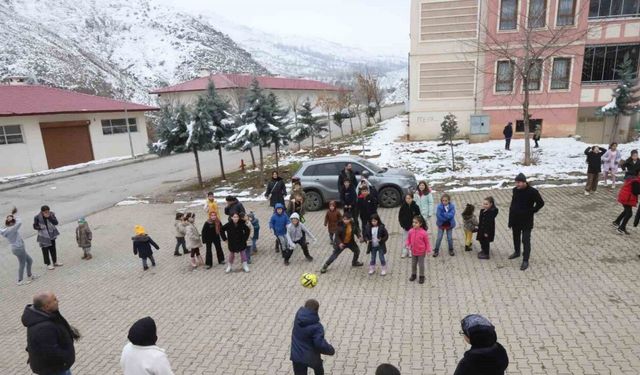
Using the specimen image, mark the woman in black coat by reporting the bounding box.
[265,171,287,207]
[221,212,251,273]
[477,197,498,260]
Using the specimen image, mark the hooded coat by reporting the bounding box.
[356,193,378,225]
[324,207,342,234]
[454,327,509,375]
[477,207,499,242]
[290,307,335,368]
[508,184,545,229]
[398,201,421,231]
[617,176,640,207]
[269,203,291,236]
[184,222,203,249]
[265,177,287,207]
[132,235,160,258]
[436,203,457,229]
[584,146,606,173]
[221,220,251,252]
[75,222,92,248]
[224,198,246,219]
[120,317,174,375]
[33,212,60,248]
[21,305,76,374]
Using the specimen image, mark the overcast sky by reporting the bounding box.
[154,0,410,57]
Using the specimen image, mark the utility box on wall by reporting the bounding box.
[469,115,490,143]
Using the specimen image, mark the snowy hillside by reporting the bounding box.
[0,0,268,103]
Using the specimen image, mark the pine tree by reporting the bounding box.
[189,95,216,187]
[263,92,290,170]
[600,55,640,143]
[298,99,327,158]
[151,103,190,155]
[441,113,459,171]
[238,79,273,171]
[200,81,234,180]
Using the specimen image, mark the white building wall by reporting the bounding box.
[0,112,150,177]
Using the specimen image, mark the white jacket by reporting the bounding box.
[120,342,175,375]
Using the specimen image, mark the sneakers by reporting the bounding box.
[320,265,328,274]
[143,266,149,271]
[352,261,364,267]
[508,252,521,259]
[464,245,472,252]
[448,249,455,256]
[380,265,387,276]
[400,253,406,259]
[432,251,439,258]
[520,261,529,271]
[174,252,182,256]
[305,256,314,262]
[205,265,212,270]
[242,262,250,273]
[17,279,32,286]
[409,274,417,282]
[584,191,590,196]
[478,253,490,260]
[284,259,290,266]
[616,228,630,235]
[47,265,55,270]
[611,221,619,229]
[225,264,232,273]
[81,254,87,259]
[54,262,63,267]
[28,274,40,281]
[86,254,92,260]
[418,276,425,284]
[368,265,375,275]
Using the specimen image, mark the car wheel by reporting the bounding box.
[304,191,324,211]
[379,187,401,208]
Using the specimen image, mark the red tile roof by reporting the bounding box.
[150,74,344,94]
[0,85,158,117]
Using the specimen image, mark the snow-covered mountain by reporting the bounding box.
[0,0,408,104]
[0,0,268,103]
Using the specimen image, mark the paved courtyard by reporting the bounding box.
[1,186,639,374]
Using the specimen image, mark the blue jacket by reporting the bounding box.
[436,203,457,229]
[290,307,335,367]
[269,203,290,236]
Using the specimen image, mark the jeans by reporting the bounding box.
[479,239,491,255]
[370,246,386,266]
[411,255,425,276]
[141,255,156,268]
[228,251,248,264]
[324,242,361,267]
[505,138,511,150]
[434,228,453,252]
[512,228,532,261]
[293,361,324,375]
[12,247,33,281]
[328,232,335,244]
[41,239,57,265]
[174,237,187,254]
[614,205,633,231]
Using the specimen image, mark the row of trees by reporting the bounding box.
[151,77,383,187]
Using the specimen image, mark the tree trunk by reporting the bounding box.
[348,115,354,134]
[249,148,257,169]
[258,145,264,172]
[327,114,332,141]
[339,124,344,137]
[311,135,315,159]
[610,114,620,143]
[376,101,382,122]
[275,142,280,171]
[523,83,532,166]
[217,147,226,180]
[450,142,455,171]
[193,145,203,187]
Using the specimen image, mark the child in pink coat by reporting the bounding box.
[405,215,431,284]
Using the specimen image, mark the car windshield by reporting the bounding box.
[358,159,385,174]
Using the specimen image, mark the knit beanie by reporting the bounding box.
[127,317,157,346]
[515,173,527,182]
[290,213,300,221]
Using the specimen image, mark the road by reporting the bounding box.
[0,104,404,228]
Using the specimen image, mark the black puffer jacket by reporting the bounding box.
[221,221,251,252]
[22,305,76,375]
[477,207,499,242]
[132,235,159,258]
[265,178,287,207]
[508,184,544,230]
[454,342,509,375]
[398,201,421,231]
[585,146,606,173]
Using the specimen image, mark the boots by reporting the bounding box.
[380,265,387,276]
[478,252,490,260]
[520,261,529,271]
[320,264,328,274]
[242,262,250,273]
[508,252,521,259]
[368,265,375,275]
[409,274,417,282]
[419,276,425,284]
[464,245,472,252]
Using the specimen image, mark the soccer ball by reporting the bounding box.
[300,273,318,288]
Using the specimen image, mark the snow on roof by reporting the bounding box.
[0,85,158,117]
[150,74,345,94]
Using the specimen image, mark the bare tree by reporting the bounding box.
[355,71,384,123]
[317,93,336,141]
[470,1,593,165]
[283,91,305,149]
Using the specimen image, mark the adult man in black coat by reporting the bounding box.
[22,292,79,375]
[508,173,545,271]
[584,145,606,195]
[503,122,513,150]
[337,163,357,194]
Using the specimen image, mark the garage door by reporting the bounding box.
[40,121,94,169]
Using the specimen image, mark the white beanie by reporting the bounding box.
[290,213,300,220]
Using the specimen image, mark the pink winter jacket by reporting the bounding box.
[405,228,431,256]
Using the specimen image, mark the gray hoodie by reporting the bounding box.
[1,217,24,250]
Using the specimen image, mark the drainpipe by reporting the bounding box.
[125,107,135,159]
[473,0,482,116]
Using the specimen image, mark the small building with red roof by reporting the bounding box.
[150,73,345,111]
[0,82,158,176]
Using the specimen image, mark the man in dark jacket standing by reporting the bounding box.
[508,173,544,271]
[584,145,606,195]
[337,163,357,194]
[22,292,79,375]
[454,314,509,375]
[290,299,335,375]
[503,122,513,150]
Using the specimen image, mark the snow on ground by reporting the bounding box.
[115,197,150,206]
[0,155,142,184]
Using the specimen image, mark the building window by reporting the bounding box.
[550,58,571,89]
[527,59,543,90]
[589,0,640,18]
[496,61,515,92]
[528,0,547,28]
[101,118,138,135]
[500,0,519,30]
[582,44,640,82]
[557,0,576,25]
[516,119,542,132]
[0,125,24,144]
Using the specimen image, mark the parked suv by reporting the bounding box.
[294,156,417,211]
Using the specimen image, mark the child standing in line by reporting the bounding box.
[434,193,456,257]
[602,143,622,189]
[201,212,224,269]
[324,201,342,244]
[477,197,499,260]
[363,213,389,276]
[405,215,431,284]
[75,218,93,260]
[340,180,357,217]
[414,181,434,228]
[269,203,291,255]
[398,194,421,258]
[203,191,221,218]
[287,194,306,222]
[284,213,316,265]
[221,212,251,273]
[184,213,204,269]
[174,213,188,256]
[132,225,159,271]
[247,211,261,255]
[461,204,479,252]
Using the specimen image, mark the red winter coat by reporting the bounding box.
[617,177,640,206]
